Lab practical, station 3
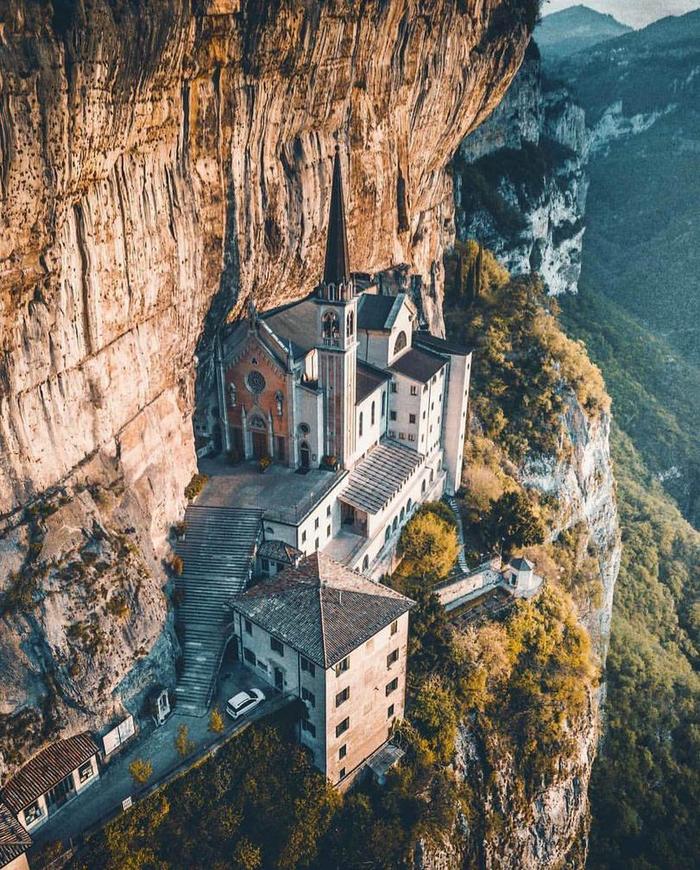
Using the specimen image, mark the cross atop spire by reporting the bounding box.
[322,145,352,291]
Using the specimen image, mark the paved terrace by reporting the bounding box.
[28,664,290,860]
[198,456,346,524]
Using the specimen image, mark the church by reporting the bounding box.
[206,147,472,578]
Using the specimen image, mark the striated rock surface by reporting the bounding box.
[454,42,589,296]
[0,1,532,767]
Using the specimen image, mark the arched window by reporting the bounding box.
[400,506,405,522]
[430,469,434,483]
[407,498,413,512]
[371,402,375,426]
[250,414,266,430]
[346,310,354,337]
[381,391,386,418]
[421,480,426,494]
[392,517,398,532]
[362,555,369,572]
[323,311,340,339]
[359,412,363,437]
[394,331,407,355]
[385,526,391,543]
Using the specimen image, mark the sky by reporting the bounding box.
[541,0,700,28]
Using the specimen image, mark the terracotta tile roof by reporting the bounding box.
[340,440,422,514]
[1,734,98,815]
[258,539,302,564]
[0,801,31,866]
[387,347,445,383]
[231,553,414,667]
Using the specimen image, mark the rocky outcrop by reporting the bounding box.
[0,1,533,765]
[454,43,589,295]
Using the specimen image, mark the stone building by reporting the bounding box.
[0,734,99,835]
[230,552,414,788]
[198,147,472,579]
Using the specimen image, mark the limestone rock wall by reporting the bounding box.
[455,43,589,296]
[0,1,531,766]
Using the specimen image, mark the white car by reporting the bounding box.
[225,688,265,720]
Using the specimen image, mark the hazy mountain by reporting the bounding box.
[536,5,631,64]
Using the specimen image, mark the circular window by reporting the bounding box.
[246,370,266,394]
[298,423,310,435]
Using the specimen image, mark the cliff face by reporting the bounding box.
[0,1,532,766]
[454,44,588,296]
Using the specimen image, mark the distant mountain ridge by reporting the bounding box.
[536,4,631,64]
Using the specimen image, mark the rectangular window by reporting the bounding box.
[315,537,319,550]
[388,430,396,439]
[381,392,386,417]
[301,719,316,737]
[302,531,307,544]
[339,767,346,779]
[244,647,256,666]
[302,687,316,707]
[315,517,319,530]
[245,619,253,635]
[301,657,316,677]
[409,414,416,424]
[390,620,398,636]
[387,649,399,668]
[271,637,284,656]
[336,717,350,737]
[23,801,43,825]
[410,385,418,396]
[391,381,398,393]
[399,432,406,440]
[389,410,397,421]
[336,687,350,707]
[408,434,415,442]
[78,760,94,783]
[335,656,349,676]
[327,525,331,537]
[260,557,270,574]
[387,704,395,718]
[327,505,331,517]
[386,677,399,696]
[339,743,347,759]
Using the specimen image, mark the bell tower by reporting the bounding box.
[316,146,358,468]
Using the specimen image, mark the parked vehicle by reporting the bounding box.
[225,688,265,720]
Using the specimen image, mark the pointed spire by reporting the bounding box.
[323,145,351,288]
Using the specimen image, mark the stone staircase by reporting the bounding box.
[445,495,470,575]
[174,504,262,716]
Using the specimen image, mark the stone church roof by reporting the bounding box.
[340,440,422,514]
[231,553,413,668]
[387,347,446,383]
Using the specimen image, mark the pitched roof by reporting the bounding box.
[323,147,351,287]
[356,293,399,331]
[1,733,98,814]
[387,347,446,383]
[510,556,534,571]
[340,440,423,514]
[261,297,318,357]
[413,330,472,357]
[231,553,413,667]
[0,801,31,866]
[356,361,391,404]
[258,539,302,564]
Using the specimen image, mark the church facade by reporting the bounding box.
[207,148,472,578]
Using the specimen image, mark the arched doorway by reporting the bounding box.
[300,441,311,470]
